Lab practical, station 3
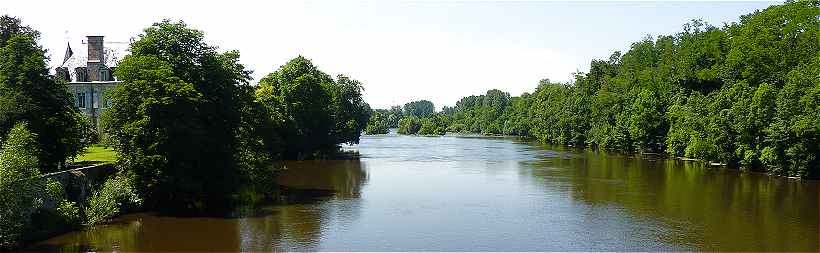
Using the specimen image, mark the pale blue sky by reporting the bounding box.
[5,1,778,109]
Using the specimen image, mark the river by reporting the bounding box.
[30,132,819,251]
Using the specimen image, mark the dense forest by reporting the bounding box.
[372,1,819,179]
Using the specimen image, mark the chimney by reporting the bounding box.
[86,36,104,81]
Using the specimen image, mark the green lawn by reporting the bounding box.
[75,145,117,165]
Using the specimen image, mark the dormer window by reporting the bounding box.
[101,68,110,81]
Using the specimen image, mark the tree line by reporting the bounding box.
[369,1,818,179]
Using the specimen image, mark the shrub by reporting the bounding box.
[397,116,422,134]
[85,173,142,225]
[43,179,81,227]
[0,123,41,250]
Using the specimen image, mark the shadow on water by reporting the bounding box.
[26,153,370,252]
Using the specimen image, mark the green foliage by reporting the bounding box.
[255,56,370,158]
[103,20,255,211]
[434,1,819,178]
[43,179,81,227]
[0,15,84,171]
[397,116,422,135]
[445,89,511,135]
[56,200,81,226]
[85,173,142,225]
[403,100,435,118]
[0,122,41,250]
[365,109,390,134]
[418,115,448,135]
[0,15,40,47]
[331,74,371,144]
[387,106,404,128]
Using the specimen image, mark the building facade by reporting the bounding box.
[54,36,120,126]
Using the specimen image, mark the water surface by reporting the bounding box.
[31,133,819,251]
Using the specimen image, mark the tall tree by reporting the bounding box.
[256,56,370,158]
[403,100,435,118]
[104,20,253,211]
[0,15,83,171]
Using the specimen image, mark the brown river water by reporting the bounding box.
[29,132,819,251]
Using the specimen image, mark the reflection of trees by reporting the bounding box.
[29,157,368,252]
[527,145,819,251]
[277,158,369,199]
[237,157,369,251]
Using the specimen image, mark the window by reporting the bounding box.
[100,69,110,81]
[76,93,85,108]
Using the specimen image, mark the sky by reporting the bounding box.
[4,0,777,109]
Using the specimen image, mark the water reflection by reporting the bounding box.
[28,135,819,251]
[525,144,819,251]
[28,157,369,252]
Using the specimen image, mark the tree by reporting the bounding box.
[331,74,371,144]
[0,15,40,47]
[403,100,435,118]
[431,1,819,178]
[0,122,41,249]
[0,15,84,171]
[104,20,254,211]
[387,105,403,128]
[397,116,422,135]
[629,88,668,153]
[365,110,390,134]
[256,56,369,158]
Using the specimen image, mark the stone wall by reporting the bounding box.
[37,163,115,208]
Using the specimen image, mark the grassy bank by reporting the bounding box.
[74,145,117,165]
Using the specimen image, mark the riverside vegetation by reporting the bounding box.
[0,0,818,251]
[0,18,369,250]
[373,1,819,179]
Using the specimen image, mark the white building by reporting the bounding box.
[54,36,120,126]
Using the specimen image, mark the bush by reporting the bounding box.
[0,123,41,250]
[56,200,81,226]
[447,123,466,133]
[43,179,81,227]
[365,113,389,135]
[397,116,422,135]
[85,173,142,225]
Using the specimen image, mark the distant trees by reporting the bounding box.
[397,116,422,135]
[403,100,434,118]
[422,1,818,178]
[385,100,448,135]
[370,1,819,178]
[444,89,511,135]
[418,114,448,135]
[365,110,390,134]
[0,15,85,171]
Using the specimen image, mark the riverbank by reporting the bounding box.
[28,134,819,251]
[399,131,789,179]
[14,163,116,249]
